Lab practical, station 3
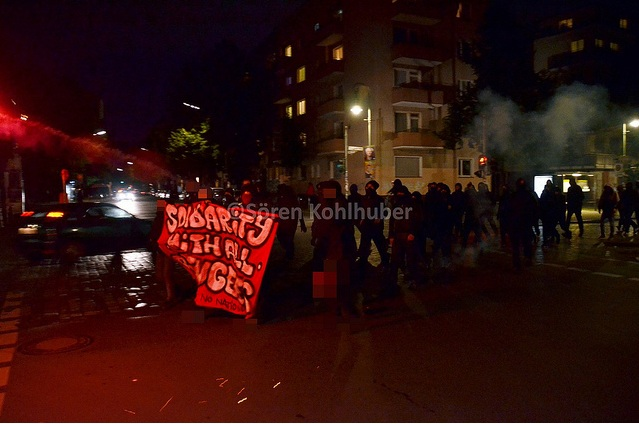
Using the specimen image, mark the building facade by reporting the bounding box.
[259,0,490,195]
[533,1,639,204]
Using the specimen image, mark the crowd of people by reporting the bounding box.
[150,176,639,316]
[305,176,639,317]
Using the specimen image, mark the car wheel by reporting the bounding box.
[60,241,85,264]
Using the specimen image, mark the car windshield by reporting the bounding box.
[86,205,132,219]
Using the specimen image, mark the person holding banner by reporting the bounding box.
[275,183,307,259]
[149,199,177,307]
[311,180,359,317]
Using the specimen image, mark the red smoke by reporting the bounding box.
[0,112,172,183]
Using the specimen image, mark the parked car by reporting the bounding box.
[15,202,153,263]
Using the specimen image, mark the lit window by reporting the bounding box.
[610,42,619,51]
[297,66,306,83]
[297,99,306,115]
[570,39,584,52]
[286,105,293,119]
[620,18,628,29]
[559,18,573,29]
[284,45,292,57]
[333,45,343,61]
[314,23,320,31]
[595,38,604,48]
[285,76,293,86]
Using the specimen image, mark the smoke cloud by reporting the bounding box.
[0,112,172,183]
[472,82,617,172]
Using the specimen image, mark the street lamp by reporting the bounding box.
[344,124,350,188]
[350,105,372,148]
[343,106,371,189]
[622,119,639,157]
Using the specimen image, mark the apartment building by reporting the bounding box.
[533,1,639,202]
[259,0,489,194]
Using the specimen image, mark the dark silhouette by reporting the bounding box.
[566,176,585,237]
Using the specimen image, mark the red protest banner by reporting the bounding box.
[157,201,279,318]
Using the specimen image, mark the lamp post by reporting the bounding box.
[344,124,349,188]
[622,119,639,157]
[350,105,372,147]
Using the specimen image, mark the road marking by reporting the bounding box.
[591,272,623,278]
[566,267,589,272]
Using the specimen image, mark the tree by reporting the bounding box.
[161,39,269,185]
[438,84,479,150]
[166,120,220,184]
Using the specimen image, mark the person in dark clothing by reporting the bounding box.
[311,180,359,316]
[348,183,364,233]
[496,184,512,249]
[566,176,585,237]
[357,179,390,268]
[539,180,560,246]
[410,190,426,263]
[275,184,307,259]
[148,199,177,306]
[387,185,419,293]
[554,185,571,240]
[461,183,482,249]
[450,182,466,239]
[598,184,618,239]
[507,178,537,270]
[422,182,439,244]
[477,182,498,238]
[430,183,453,269]
[618,181,638,236]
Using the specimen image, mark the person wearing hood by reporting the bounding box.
[357,179,390,268]
[387,185,419,294]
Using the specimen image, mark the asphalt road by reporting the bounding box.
[0,201,638,422]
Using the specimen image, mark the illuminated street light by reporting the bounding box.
[622,119,639,157]
[93,130,106,136]
[183,102,201,110]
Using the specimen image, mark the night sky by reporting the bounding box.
[0,0,302,148]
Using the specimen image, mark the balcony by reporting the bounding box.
[315,137,345,156]
[392,129,444,150]
[392,43,447,67]
[315,59,345,82]
[392,83,453,107]
[392,0,441,25]
[316,97,344,117]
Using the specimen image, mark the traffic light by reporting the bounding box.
[474,155,488,178]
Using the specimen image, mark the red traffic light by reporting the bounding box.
[478,155,488,166]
